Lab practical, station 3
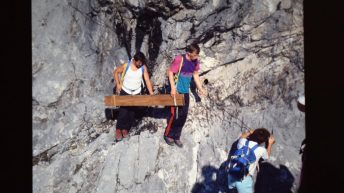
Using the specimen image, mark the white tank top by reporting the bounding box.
[122,64,143,95]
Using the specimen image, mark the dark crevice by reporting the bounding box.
[277,1,281,10]
[45,80,77,108]
[32,144,59,166]
[180,0,209,10]
[98,0,113,7]
[123,1,142,16]
[229,94,244,107]
[115,20,133,58]
[197,25,237,44]
[132,120,159,136]
[73,158,87,174]
[135,8,162,69]
[193,5,231,28]
[87,5,100,18]
[114,8,163,69]
[32,98,40,106]
[190,0,252,43]
[33,61,45,75]
[146,1,183,19]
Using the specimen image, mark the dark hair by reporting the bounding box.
[133,51,146,65]
[247,128,271,148]
[186,43,200,54]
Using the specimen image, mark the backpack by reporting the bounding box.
[227,140,259,180]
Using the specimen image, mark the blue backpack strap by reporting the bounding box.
[246,140,259,153]
[141,65,145,89]
[243,140,250,154]
[123,59,131,76]
[251,143,259,152]
[245,140,258,151]
[247,141,259,164]
[120,59,131,84]
[245,139,250,147]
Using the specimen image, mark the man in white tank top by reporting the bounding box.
[113,52,154,142]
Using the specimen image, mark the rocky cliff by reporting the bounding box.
[32,0,304,192]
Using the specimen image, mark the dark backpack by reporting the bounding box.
[228,140,259,180]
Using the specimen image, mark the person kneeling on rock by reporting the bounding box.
[227,128,275,193]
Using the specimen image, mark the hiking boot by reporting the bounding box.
[164,136,174,146]
[122,129,129,138]
[114,129,123,142]
[174,139,183,148]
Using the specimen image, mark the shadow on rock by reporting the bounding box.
[191,163,230,193]
[190,139,240,193]
[104,106,170,120]
[255,162,294,193]
[190,78,201,103]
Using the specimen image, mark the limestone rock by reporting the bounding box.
[33,0,304,192]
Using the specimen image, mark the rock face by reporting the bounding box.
[32,0,304,193]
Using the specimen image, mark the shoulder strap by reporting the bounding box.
[141,65,145,89]
[174,54,184,87]
[251,143,259,152]
[245,140,250,147]
[245,140,259,152]
[120,59,131,84]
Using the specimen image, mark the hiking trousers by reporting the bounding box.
[164,93,190,140]
[228,174,253,193]
[116,90,139,131]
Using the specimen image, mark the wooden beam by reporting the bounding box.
[104,94,185,106]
